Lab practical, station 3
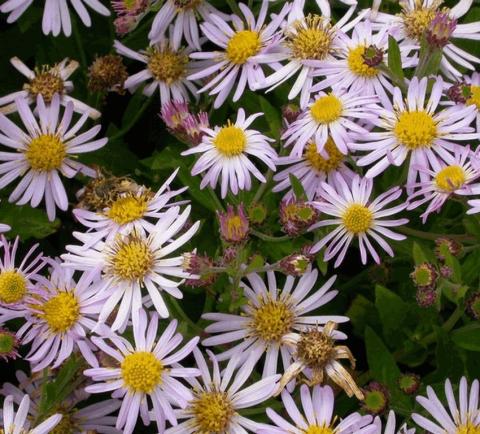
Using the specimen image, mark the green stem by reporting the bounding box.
[378,64,407,92]
[207,187,225,211]
[167,296,203,334]
[397,226,475,242]
[252,170,273,204]
[250,229,290,242]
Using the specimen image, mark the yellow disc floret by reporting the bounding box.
[40,292,80,333]
[467,85,480,109]
[435,165,466,192]
[226,30,261,65]
[305,425,335,434]
[121,351,163,393]
[310,94,343,124]
[192,390,234,432]
[214,122,246,156]
[287,14,333,60]
[28,69,65,102]
[148,48,188,83]
[107,194,149,225]
[111,238,153,281]
[342,204,373,234]
[25,134,66,172]
[305,138,344,173]
[456,422,480,434]
[401,1,440,40]
[394,111,437,150]
[347,46,379,77]
[0,271,27,304]
[251,298,294,342]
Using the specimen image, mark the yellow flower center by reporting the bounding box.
[401,3,439,40]
[347,45,379,77]
[304,425,335,434]
[226,30,261,65]
[435,165,466,191]
[40,292,80,333]
[457,422,480,434]
[252,299,294,342]
[297,328,335,368]
[49,411,77,434]
[467,85,480,109]
[111,238,153,281]
[25,134,66,172]
[148,49,188,84]
[173,0,202,10]
[0,271,27,304]
[342,203,373,234]
[28,71,65,102]
[287,14,333,60]
[394,111,437,150]
[213,123,246,156]
[121,351,163,393]
[310,94,343,124]
[192,391,234,432]
[107,194,149,225]
[305,138,344,173]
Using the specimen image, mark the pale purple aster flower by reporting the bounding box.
[62,206,200,331]
[350,77,478,187]
[0,0,110,37]
[165,348,279,433]
[258,385,375,434]
[17,258,107,371]
[412,377,480,433]
[0,235,45,324]
[373,410,415,434]
[291,0,358,20]
[407,146,480,222]
[0,395,62,434]
[149,0,229,50]
[310,175,408,267]
[73,169,188,246]
[0,57,100,119]
[181,109,277,198]
[188,0,291,108]
[84,310,200,434]
[202,268,348,378]
[0,95,107,221]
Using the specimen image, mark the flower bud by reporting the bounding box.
[439,265,453,278]
[447,82,471,104]
[0,327,19,361]
[426,12,457,48]
[467,292,480,320]
[398,373,421,395]
[416,286,437,308]
[361,382,389,415]
[282,104,301,124]
[435,237,462,261]
[183,252,216,287]
[279,253,311,276]
[362,45,384,67]
[88,54,128,94]
[222,246,238,265]
[114,15,138,35]
[247,202,268,225]
[218,204,249,243]
[410,262,438,289]
[280,199,318,236]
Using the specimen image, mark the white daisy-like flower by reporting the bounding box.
[62,205,200,331]
[84,310,200,434]
[114,29,199,105]
[202,268,348,378]
[258,385,375,434]
[0,0,110,37]
[373,410,415,434]
[181,109,277,198]
[0,95,107,221]
[282,87,379,157]
[310,175,408,267]
[350,77,478,186]
[0,57,100,119]
[412,377,480,433]
[407,146,480,222]
[73,169,188,246]
[0,395,62,434]
[165,348,279,434]
[291,0,358,20]
[188,0,290,108]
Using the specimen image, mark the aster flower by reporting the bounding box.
[88,54,129,94]
[258,385,375,434]
[282,87,379,157]
[0,326,20,361]
[273,137,356,200]
[0,395,62,434]
[181,109,277,198]
[373,410,415,434]
[114,28,199,105]
[73,169,188,246]
[62,205,200,331]
[188,1,290,108]
[165,348,279,433]
[0,57,100,119]
[407,146,480,222]
[0,235,44,324]
[84,310,200,434]
[310,175,408,267]
[350,77,478,186]
[202,268,348,378]
[412,377,480,433]
[446,72,480,133]
[292,0,358,20]
[0,95,107,221]
[0,0,110,37]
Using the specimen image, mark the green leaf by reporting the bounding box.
[442,248,462,284]
[452,323,480,352]
[387,36,404,81]
[346,295,380,336]
[412,241,432,265]
[246,254,264,272]
[289,174,307,201]
[375,285,408,342]
[257,95,282,140]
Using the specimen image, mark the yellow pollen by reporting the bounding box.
[288,14,333,60]
[40,292,80,333]
[213,123,246,156]
[467,85,480,109]
[456,422,480,434]
[435,165,466,191]
[121,351,163,393]
[111,239,153,281]
[401,2,440,40]
[342,204,373,234]
[28,71,65,102]
[25,134,66,172]
[310,94,343,124]
[304,425,335,434]
[394,111,437,150]
[252,299,294,342]
[192,390,234,432]
[0,270,27,304]
[148,49,188,84]
[305,138,344,173]
[107,194,149,225]
[226,30,261,65]
[297,328,335,368]
[347,45,379,77]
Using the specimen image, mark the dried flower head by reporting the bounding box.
[88,54,128,94]
[361,381,390,415]
[435,237,462,261]
[217,204,249,243]
[410,262,438,289]
[398,373,421,395]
